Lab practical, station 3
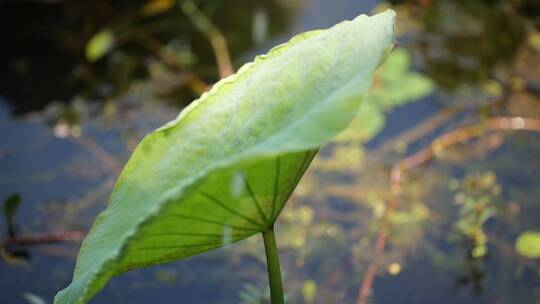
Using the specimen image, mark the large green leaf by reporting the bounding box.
[55,10,396,304]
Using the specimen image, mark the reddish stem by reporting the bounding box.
[2,231,87,246]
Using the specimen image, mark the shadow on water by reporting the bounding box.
[1,0,540,303]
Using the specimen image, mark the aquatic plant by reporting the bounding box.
[55,10,396,304]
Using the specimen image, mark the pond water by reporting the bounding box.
[1,0,539,303]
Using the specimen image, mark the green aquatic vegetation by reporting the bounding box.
[55,10,396,304]
[301,280,317,304]
[515,231,540,259]
[451,172,501,258]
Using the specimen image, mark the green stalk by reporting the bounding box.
[262,227,285,304]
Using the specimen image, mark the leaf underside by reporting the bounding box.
[55,10,396,304]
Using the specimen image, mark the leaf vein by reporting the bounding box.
[200,192,265,229]
[138,243,223,250]
[243,174,270,225]
[171,214,260,232]
[147,232,245,238]
[270,157,281,220]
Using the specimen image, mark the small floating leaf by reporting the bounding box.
[55,10,396,304]
[515,231,540,259]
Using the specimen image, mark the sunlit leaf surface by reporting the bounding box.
[55,10,396,304]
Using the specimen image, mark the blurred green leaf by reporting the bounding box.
[85,29,115,62]
[515,231,540,259]
[302,280,317,304]
[335,101,384,143]
[3,193,21,229]
[370,48,434,108]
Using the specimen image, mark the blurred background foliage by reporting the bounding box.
[1,0,540,303]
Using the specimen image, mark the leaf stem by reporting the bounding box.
[262,227,285,304]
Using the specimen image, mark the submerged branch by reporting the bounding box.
[2,231,87,246]
[73,136,122,173]
[357,116,540,304]
[371,106,461,157]
[390,116,540,186]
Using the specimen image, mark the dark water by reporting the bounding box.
[1,0,539,303]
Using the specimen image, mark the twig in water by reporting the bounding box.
[2,231,87,246]
[73,136,122,173]
[356,116,540,304]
